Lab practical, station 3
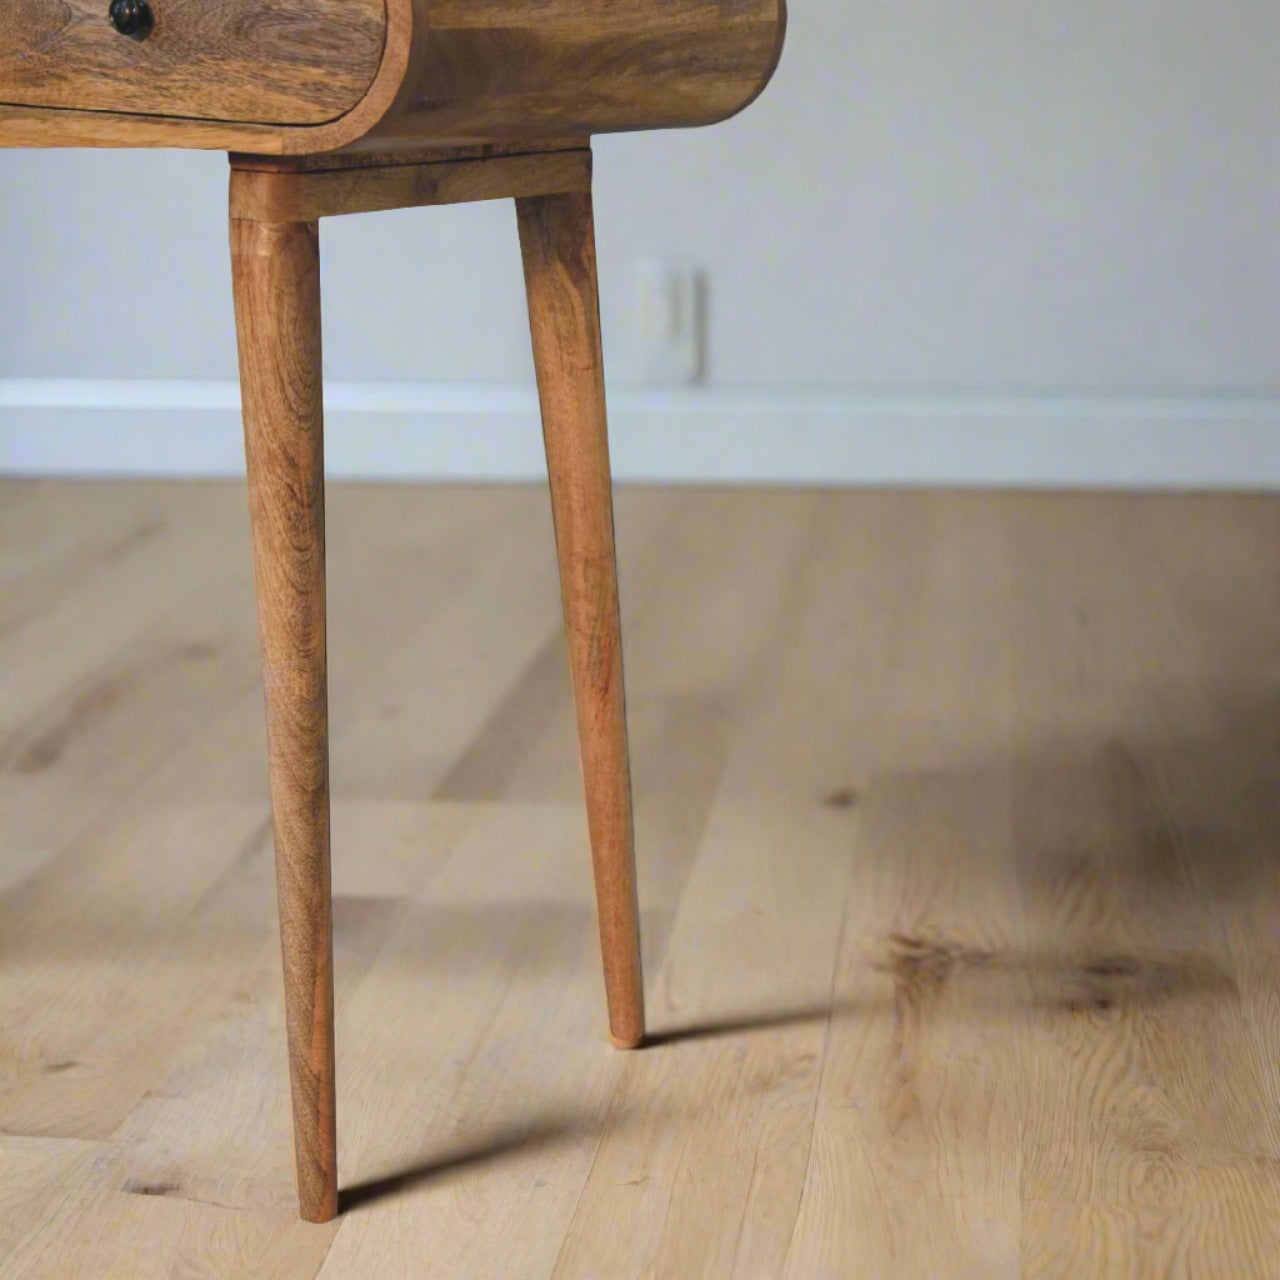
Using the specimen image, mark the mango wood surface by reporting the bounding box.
[224,146,633,1222]
[0,0,384,125]
[230,218,338,1223]
[518,190,645,1050]
[229,148,591,223]
[4,485,1280,1277]
[0,0,785,154]
[229,139,583,174]
[376,0,786,149]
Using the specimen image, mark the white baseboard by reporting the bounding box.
[3,379,1280,488]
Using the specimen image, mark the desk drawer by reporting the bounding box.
[0,0,385,125]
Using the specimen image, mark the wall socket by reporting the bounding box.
[631,259,707,386]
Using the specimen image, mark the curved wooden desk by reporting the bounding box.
[0,0,786,1223]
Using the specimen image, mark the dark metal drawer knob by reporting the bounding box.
[108,0,153,39]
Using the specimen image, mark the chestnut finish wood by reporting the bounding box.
[230,214,338,1224]
[518,190,645,1050]
[224,150,646,1218]
[229,146,591,223]
[2,0,786,1226]
[0,0,786,154]
[374,0,786,149]
[0,0,385,125]
[229,138,583,174]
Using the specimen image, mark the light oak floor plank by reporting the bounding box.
[2,483,1279,1278]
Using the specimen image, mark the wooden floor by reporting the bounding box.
[3,480,1280,1278]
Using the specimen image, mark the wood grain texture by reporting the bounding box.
[0,0,414,153]
[229,147,591,223]
[229,138,582,173]
[368,0,787,148]
[0,0,385,125]
[0,0,785,153]
[229,217,337,1223]
[518,191,644,1050]
[8,486,1280,1275]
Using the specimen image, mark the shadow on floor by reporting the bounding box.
[340,1112,591,1213]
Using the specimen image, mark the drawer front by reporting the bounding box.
[0,0,386,125]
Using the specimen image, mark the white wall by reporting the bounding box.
[4,1,1280,482]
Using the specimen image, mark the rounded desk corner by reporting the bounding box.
[718,0,789,127]
[0,0,786,155]
[0,0,413,155]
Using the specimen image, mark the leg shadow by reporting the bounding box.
[340,1112,589,1213]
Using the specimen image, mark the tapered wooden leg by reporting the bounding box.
[230,207,338,1222]
[516,190,645,1050]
